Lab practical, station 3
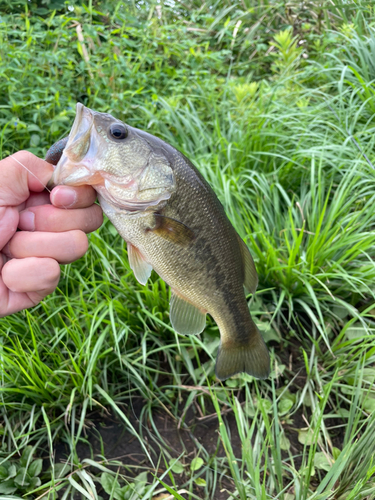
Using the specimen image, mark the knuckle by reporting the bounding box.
[14,150,35,163]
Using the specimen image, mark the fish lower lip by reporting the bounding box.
[54,164,93,186]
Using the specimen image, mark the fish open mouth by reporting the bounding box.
[51,103,96,187]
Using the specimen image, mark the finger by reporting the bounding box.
[18,204,103,233]
[25,191,51,209]
[5,230,89,265]
[0,151,53,205]
[51,185,97,209]
[0,257,60,317]
[0,276,41,318]
[2,257,60,293]
[0,206,19,250]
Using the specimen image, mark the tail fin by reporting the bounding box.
[215,321,270,380]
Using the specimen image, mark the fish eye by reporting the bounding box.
[109,123,128,140]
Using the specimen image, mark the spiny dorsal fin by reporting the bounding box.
[236,234,258,295]
[127,242,153,285]
[170,290,206,335]
[149,214,195,246]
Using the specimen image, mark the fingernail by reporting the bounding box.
[51,187,77,208]
[19,211,35,231]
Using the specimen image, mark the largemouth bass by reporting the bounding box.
[47,103,270,380]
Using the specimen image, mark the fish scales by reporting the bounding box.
[47,103,270,380]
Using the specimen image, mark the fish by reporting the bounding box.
[47,103,270,380]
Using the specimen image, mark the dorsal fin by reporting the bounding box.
[236,234,258,294]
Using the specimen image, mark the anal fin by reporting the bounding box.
[127,242,153,285]
[236,234,258,294]
[170,290,206,335]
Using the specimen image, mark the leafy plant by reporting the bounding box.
[100,471,151,500]
[0,446,43,496]
[270,28,304,75]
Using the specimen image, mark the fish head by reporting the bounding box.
[51,103,176,211]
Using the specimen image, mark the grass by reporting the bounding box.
[1,1,375,499]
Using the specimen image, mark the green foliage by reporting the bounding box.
[100,471,151,500]
[270,28,303,74]
[0,446,43,496]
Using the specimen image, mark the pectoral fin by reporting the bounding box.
[170,290,206,335]
[150,215,195,246]
[127,242,153,285]
[237,234,258,294]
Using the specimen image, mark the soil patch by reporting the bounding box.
[55,399,237,499]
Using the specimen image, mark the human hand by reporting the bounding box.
[0,150,103,317]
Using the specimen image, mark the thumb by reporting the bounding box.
[0,151,53,206]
